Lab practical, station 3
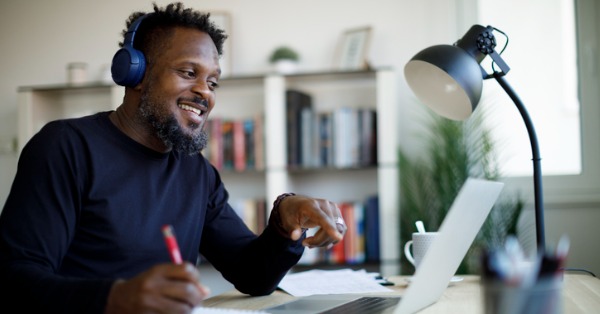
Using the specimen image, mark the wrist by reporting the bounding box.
[269,193,296,238]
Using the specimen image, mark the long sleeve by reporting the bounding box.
[0,120,116,313]
[199,173,305,296]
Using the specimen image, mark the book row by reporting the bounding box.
[202,90,378,172]
[286,89,378,169]
[202,115,265,172]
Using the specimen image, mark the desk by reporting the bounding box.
[202,274,600,313]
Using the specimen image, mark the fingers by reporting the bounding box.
[278,196,345,248]
[105,263,209,314]
[161,263,211,304]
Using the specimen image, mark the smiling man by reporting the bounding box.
[0,3,346,314]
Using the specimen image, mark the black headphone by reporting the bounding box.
[111,14,149,87]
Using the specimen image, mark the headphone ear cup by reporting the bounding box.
[111,46,146,87]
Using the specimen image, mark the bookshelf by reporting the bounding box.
[16,69,400,276]
[213,69,399,275]
[17,83,124,152]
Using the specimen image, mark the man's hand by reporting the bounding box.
[274,195,346,248]
[105,262,210,314]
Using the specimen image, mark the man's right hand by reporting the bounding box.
[104,262,210,314]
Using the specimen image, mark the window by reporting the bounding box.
[477,0,581,176]
[470,0,600,205]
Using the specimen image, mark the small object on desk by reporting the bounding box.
[415,220,426,233]
[378,279,395,286]
[372,274,395,286]
[481,235,568,314]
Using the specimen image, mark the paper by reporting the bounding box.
[277,268,393,297]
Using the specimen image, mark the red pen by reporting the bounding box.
[161,224,183,264]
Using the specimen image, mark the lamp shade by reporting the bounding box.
[404,44,484,121]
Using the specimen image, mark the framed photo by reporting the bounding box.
[209,11,232,77]
[335,26,372,71]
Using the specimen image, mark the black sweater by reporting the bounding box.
[0,111,303,313]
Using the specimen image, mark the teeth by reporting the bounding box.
[179,104,201,116]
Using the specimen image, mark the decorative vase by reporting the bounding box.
[274,59,298,74]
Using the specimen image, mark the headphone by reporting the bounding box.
[111,14,149,87]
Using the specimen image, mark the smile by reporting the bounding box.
[178,103,203,116]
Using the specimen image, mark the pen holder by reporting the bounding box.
[482,276,563,314]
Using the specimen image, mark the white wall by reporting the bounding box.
[1,0,598,276]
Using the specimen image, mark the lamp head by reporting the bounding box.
[404,25,500,121]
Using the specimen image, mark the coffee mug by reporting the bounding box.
[404,232,438,269]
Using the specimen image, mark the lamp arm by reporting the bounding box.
[493,72,546,251]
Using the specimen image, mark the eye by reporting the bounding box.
[179,69,196,79]
[208,80,220,90]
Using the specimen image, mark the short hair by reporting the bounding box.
[119,2,227,59]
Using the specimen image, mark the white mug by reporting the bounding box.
[404,232,438,269]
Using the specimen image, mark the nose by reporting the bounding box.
[190,79,212,100]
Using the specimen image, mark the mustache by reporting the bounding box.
[180,96,208,109]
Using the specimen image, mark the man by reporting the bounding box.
[0,3,346,313]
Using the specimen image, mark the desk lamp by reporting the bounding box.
[403,24,545,251]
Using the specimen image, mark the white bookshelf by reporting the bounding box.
[216,69,399,275]
[17,69,400,276]
[17,83,123,152]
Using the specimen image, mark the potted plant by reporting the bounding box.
[399,107,523,275]
[269,46,299,74]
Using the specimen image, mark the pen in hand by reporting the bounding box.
[162,224,183,264]
[161,224,212,301]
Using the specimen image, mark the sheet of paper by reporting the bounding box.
[277,268,393,297]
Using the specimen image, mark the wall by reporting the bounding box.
[0,0,598,276]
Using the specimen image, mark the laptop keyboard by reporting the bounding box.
[320,297,401,314]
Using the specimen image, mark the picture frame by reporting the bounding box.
[209,11,232,77]
[335,26,372,71]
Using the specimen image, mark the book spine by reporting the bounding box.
[233,120,246,172]
[364,195,380,262]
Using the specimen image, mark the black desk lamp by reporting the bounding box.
[403,24,545,251]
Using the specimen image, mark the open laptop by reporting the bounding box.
[264,178,504,314]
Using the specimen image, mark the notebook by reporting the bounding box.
[264,177,504,314]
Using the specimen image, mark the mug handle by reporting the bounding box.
[404,240,415,265]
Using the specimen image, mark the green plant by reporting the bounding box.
[269,46,299,63]
[399,107,522,275]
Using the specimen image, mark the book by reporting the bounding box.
[364,195,380,262]
[359,108,378,166]
[233,120,246,172]
[300,106,314,168]
[333,107,352,168]
[243,118,255,170]
[222,120,234,170]
[353,200,366,264]
[317,112,334,167]
[286,90,312,168]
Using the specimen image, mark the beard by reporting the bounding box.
[138,87,208,156]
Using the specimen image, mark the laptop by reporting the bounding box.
[264,178,504,314]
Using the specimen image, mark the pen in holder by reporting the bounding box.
[481,236,568,314]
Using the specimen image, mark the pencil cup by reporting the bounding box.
[404,232,438,269]
[482,276,563,314]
